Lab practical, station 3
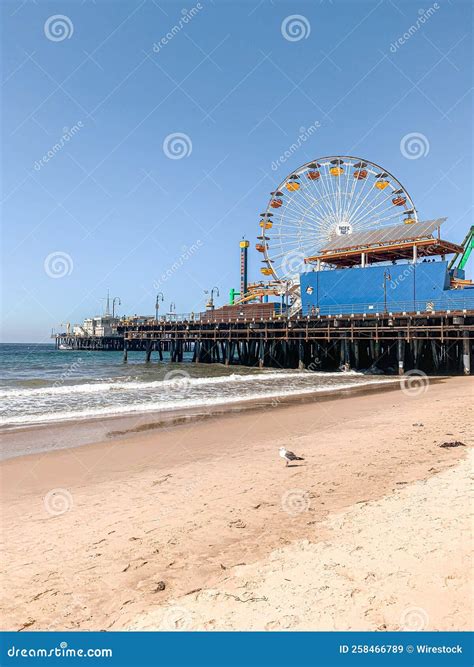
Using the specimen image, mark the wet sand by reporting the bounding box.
[0,377,400,460]
[0,376,472,631]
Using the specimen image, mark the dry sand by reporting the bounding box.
[1,377,472,631]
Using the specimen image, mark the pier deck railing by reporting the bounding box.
[301,296,474,318]
[127,297,474,326]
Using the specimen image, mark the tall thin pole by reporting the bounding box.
[155,292,164,320]
[112,297,121,318]
[206,287,219,310]
[383,270,391,313]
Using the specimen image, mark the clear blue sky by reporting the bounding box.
[1,0,472,342]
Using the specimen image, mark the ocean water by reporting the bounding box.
[0,343,393,429]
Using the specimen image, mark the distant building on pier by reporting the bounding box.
[73,315,120,338]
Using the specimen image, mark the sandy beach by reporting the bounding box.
[1,377,472,631]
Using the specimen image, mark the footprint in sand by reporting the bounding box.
[265,615,300,630]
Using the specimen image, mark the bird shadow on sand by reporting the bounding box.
[286,463,305,468]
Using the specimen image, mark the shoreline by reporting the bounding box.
[1,376,429,461]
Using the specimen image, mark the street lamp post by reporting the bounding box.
[155,292,164,320]
[112,297,121,318]
[205,286,220,310]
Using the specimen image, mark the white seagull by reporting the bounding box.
[279,446,305,467]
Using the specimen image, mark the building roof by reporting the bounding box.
[319,218,447,253]
[305,218,463,267]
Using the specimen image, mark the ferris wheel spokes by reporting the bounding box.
[259,156,418,282]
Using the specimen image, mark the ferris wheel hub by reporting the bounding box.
[335,221,353,236]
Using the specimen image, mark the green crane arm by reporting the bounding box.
[448,226,474,271]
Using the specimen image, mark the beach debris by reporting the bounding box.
[184,587,202,596]
[439,441,466,448]
[18,619,36,632]
[252,501,276,509]
[224,592,268,603]
[412,422,424,427]
[228,519,246,529]
[220,563,227,570]
[137,579,166,593]
[30,589,53,602]
[122,563,131,572]
[350,588,362,598]
[152,475,172,486]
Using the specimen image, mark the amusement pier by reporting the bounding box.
[54,155,474,375]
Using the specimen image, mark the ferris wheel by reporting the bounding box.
[257,156,418,282]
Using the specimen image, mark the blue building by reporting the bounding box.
[300,220,474,316]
